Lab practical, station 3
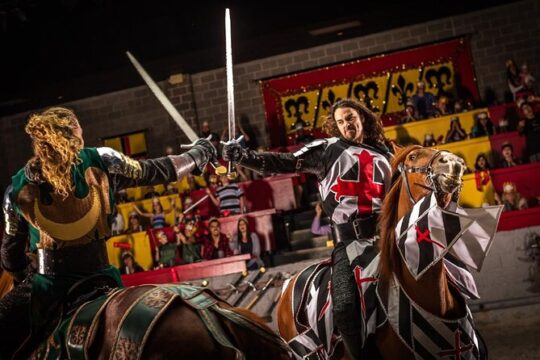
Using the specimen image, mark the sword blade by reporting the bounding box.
[225,8,235,141]
[182,194,209,214]
[126,51,198,143]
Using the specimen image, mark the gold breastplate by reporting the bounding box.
[16,167,112,249]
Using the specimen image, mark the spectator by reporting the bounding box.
[412,81,437,119]
[474,153,492,196]
[178,173,207,194]
[201,218,233,260]
[311,202,331,237]
[506,59,523,99]
[494,182,528,212]
[432,96,450,117]
[519,101,540,162]
[154,230,177,268]
[206,175,245,216]
[230,218,264,270]
[201,120,220,141]
[119,252,144,275]
[453,100,466,114]
[293,121,315,144]
[471,111,495,138]
[422,133,437,147]
[143,185,161,199]
[520,63,535,92]
[127,211,144,233]
[499,142,520,168]
[174,221,202,264]
[162,183,179,195]
[445,117,468,143]
[133,197,175,229]
[400,98,417,124]
[111,211,125,235]
[115,189,130,203]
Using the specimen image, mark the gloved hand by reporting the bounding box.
[222,140,245,162]
[185,138,217,174]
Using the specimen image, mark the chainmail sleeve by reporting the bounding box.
[237,139,327,179]
[1,185,29,274]
[97,147,195,191]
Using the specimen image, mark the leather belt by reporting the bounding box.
[332,215,377,244]
[38,239,109,275]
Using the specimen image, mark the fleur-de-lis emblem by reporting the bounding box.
[391,75,414,107]
[425,66,453,97]
[285,96,310,128]
[321,89,342,111]
[353,82,380,112]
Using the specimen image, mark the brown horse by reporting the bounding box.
[20,283,292,359]
[277,145,476,359]
[0,270,13,299]
[0,271,291,358]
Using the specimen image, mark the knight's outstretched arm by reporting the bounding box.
[223,139,327,178]
[1,185,29,281]
[98,138,216,191]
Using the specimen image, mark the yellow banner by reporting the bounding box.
[281,61,455,134]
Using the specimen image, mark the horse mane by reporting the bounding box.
[379,145,422,282]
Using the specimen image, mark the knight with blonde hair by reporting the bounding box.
[0,106,216,358]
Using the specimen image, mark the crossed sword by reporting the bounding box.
[126,8,241,180]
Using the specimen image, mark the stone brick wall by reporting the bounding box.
[1,0,538,190]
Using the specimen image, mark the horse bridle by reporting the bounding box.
[397,149,448,205]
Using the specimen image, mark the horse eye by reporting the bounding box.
[409,153,416,161]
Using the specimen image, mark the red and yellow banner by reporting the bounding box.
[261,38,479,147]
[103,130,148,157]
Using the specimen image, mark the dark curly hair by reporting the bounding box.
[321,99,385,146]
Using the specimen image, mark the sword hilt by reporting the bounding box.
[220,135,244,179]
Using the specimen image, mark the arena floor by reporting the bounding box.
[474,303,540,359]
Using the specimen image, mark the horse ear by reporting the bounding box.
[389,140,403,155]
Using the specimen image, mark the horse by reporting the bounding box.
[0,270,13,299]
[0,269,291,359]
[277,145,485,359]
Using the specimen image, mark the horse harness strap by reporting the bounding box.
[377,274,481,359]
[64,284,246,360]
[398,150,446,205]
[66,288,123,360]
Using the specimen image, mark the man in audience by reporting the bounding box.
[499,142,520,168]
[206,175,245,216]
[201,218,232,260]
[311,202,331,237]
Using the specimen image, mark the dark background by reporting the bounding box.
[0,0,513,116]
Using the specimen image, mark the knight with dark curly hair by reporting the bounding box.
[223,99,393,358]
[0,107,216,358]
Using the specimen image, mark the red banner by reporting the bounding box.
[260,38,479,147]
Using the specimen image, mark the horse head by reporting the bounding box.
[380,145,465,281]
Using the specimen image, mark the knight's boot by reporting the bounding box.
[331,242,364,360]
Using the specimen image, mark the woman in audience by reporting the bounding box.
[230,218,264,270]
[445,116,468,143]
[471,111,495,138]
[201,218,232,260]
[127,211,144,233]
[311,202,331,237]
[119,252,144,275]
[133,197,175,229]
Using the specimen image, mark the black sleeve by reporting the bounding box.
[1,185,29,275]
[96,147,194,191]
[238,140,327,179]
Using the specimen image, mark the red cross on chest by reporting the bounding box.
[330,151,384,214]
[438,329,474,359]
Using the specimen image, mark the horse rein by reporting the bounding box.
[397,150,447,205]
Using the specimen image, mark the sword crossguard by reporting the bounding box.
[220,135,244,179]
